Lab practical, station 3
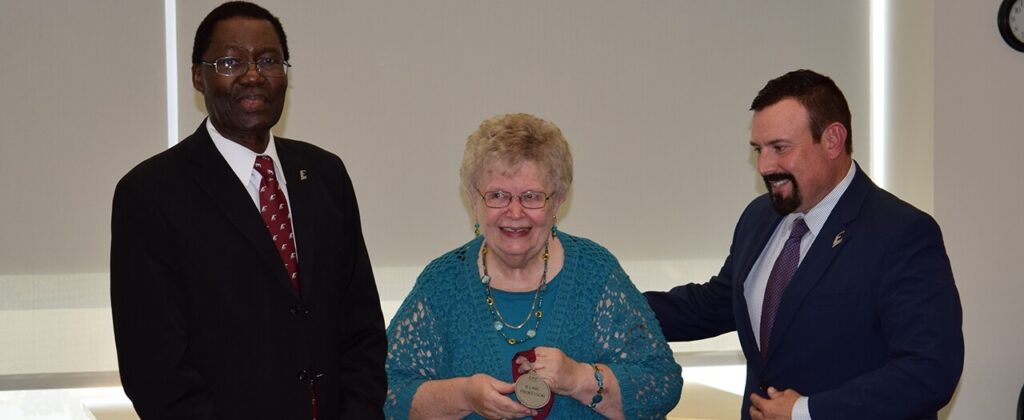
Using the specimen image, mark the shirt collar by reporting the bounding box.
[206,119,281,186]
[788,162,857,238]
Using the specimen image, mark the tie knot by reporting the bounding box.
[254,156,275,177]
[789,217,809,239]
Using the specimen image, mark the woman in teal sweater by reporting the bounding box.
[385,113,681,419]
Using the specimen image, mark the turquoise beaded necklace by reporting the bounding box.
[480,240,549,345]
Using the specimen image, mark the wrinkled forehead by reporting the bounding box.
[476,158,551,189]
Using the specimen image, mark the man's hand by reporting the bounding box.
[749,387,801,420]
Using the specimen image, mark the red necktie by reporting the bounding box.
[254,156,300,292]
[759,217,808,359]
[255,156,317,419]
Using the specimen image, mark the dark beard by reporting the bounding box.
[763,173,801,215]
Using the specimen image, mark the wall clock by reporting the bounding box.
[999,0,1024,52]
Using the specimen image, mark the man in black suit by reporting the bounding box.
[645,70,963,419]
[110,2,386,418]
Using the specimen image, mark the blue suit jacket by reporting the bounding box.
[646,165,963,419]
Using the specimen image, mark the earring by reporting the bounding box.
[474,222,480,237]
[551,217,558,238]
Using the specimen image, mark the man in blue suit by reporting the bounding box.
[645,69,963,419]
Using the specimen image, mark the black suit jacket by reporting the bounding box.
[111,122,387,419]
[646,165,963,419]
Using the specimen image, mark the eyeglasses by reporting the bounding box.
[200,57,291,77]
[477,190,552,209]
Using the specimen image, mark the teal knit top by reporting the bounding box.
[385,233,682,419]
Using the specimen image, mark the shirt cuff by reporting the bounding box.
[791,396,811,419]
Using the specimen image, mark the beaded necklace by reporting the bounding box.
[480,240,549,345]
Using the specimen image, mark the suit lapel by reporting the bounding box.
[764,166,870,360]
[276,139,317,300]
[181,122,295,296]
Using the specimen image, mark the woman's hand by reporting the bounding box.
[462,373,538,420]
[514,346,591,396]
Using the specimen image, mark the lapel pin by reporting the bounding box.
[299,170,308,181]
[832,230,846,248]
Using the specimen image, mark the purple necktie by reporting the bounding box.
[760,217,809,359]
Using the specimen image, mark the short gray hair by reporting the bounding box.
[460,113,573,199]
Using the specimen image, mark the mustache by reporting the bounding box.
[763,173,796,185]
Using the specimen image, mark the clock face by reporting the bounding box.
[1010,0,1024,42]
[1000,0,1024,52]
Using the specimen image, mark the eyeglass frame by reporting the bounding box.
[476,189,553,209]
[199,56,292,77]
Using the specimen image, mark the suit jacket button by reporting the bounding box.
[297,370,308,382]
[289,306,300,315]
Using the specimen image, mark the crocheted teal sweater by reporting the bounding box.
[385,233,682,419]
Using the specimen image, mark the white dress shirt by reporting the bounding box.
[206,119,298,255]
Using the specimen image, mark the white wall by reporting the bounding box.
[887,0,934,213]
[0,1,166,274]
[0,0,166,379]
[935,1,1024,418]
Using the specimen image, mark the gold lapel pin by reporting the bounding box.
[832,230,846,248]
